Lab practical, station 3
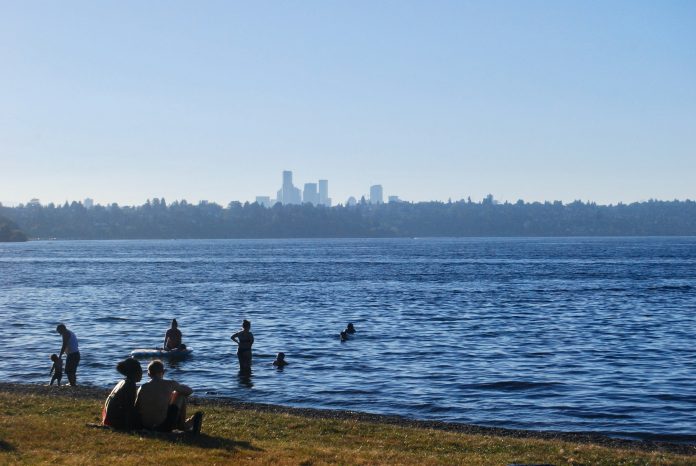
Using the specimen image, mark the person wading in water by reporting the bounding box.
[231,319,254,375]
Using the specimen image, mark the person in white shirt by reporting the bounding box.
[56,324,80,386]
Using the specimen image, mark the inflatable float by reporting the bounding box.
[130,347,193,358]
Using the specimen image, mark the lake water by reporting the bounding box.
[1,237,695,441]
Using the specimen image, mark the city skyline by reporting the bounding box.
[1,2,695,207]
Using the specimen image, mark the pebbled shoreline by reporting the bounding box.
[1,381,694,457]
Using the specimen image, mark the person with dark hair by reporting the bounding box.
[345,323,356,334]
[135,360,203,434]
[49,354,63,386]
[272,352,288,367]
[163,318,183,351]
[102,358,143,430]
[56,324,80,386]
[231,319,254,374]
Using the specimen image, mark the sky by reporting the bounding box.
[1,1,695,207]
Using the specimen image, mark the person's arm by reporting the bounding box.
[250,334,254,347]
[174,382,193,397]
[124,382,138,429]
[163,329,172,349]
[59,333,68,357]
[50,365,54,375]
[230,331,239,344]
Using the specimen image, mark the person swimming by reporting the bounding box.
[272,352,288,367]
[345,323,356,334]
[340,330,349,342]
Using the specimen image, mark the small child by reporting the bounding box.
[272,352,288,367]
[50,354,63,386]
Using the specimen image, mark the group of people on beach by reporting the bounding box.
[49,318,356,434]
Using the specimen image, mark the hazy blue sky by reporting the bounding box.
[1,1,694,206]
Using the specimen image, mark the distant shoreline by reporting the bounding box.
[11,234,696,242]
[1,381,693,456]
[4,200,696,239]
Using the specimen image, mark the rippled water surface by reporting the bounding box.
[1,238,695,440]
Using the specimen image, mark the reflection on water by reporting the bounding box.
[1,237,696,441]
[238,374,254,389]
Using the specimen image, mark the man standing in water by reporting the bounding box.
[231,319,254,374]
[56,324,80,386]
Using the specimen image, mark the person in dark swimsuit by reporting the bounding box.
[163,319,183,351]
[231,320,254,374]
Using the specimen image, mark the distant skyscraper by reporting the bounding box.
[369,185,383,204]
[255,196,272,208]
[318,179,331,206]
[276,170,302,205]
[83,198,94,209]
[388,195,401,203]
[303,183,319,205]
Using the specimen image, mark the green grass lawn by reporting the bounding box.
[0,386,693,465]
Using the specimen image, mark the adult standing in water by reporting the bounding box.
[231,319,254,374]
[56,324,80,386]
[163,318,182,351]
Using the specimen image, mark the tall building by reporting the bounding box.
[276,170,302,205]
[303,183,319,205]
[83,198,94,209]
[318,179,331,206]
[388,195,401,203]
[369,185,383,204]
[255,196,272,208]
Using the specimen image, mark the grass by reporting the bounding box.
[0,387,694,465]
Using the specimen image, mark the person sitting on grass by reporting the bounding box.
[135,360,203,434]
[163,318,183,351]
[272,352,288,367]
[102,358,142,430]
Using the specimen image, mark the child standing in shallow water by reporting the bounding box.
[50,354,63,386]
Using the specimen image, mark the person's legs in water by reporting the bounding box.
[237,350,244,372]
[239,349,252,374]
[65,352,80,386]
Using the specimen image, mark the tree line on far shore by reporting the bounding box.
[1,198,695,240]
[0,215,28,242]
